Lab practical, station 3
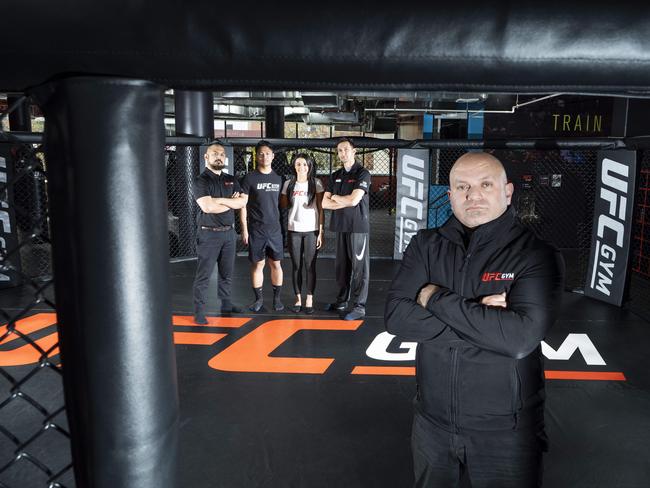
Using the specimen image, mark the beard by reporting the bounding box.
[209,160,225,170]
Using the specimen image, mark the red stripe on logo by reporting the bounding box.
[544,370,626,381]
[350,367,627,381]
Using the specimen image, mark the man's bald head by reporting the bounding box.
[450,152,508,185]
[447,152,513,228]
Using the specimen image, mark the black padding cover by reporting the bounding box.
[33,78,178,488]
[4,1,650,92]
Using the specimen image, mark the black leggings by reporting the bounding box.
[287,230,318,295]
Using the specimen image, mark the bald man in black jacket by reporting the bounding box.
[385,152,565,488]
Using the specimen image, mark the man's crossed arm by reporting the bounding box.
[196,192,248,214]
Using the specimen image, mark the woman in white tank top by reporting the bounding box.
[280,153,324,314]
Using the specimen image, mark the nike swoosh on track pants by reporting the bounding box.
[335,232,369,308]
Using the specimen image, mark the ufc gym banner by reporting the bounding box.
[0,144,21,288]
[585,150,637,306]
[394,149,430,260]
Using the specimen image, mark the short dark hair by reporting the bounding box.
[336,137,355,149]
[255,140,274,152]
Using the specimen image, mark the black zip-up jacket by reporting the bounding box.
[385,207,565,432]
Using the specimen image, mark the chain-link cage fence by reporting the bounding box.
[165,141,631,290]
[435,148,597,290]
[2,135,649,488]
[0,142,73,487]
[629,150,650,321]
[8,145,51,282]
[166,145,201,259]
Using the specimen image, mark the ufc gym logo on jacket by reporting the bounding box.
[481,272,515,281]
[257,183,280,191]
[394,149,430,259]
[586,151,637,306]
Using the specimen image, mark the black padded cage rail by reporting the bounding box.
[4,1,650,94]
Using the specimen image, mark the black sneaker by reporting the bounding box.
[344,306,365,321]
[194,311,208,325]
[221,303,242,313]
[326,301,347,312]
[249,300,264,312]
[289,304,301,313]
[304,306,314,315]
[273,300,285,312]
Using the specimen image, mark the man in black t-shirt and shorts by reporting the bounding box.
[193,143,247,324]
[322,137,371,320]
[239,140,285,312]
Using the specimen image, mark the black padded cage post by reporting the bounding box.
[265,106,285,138]
[172,90,213,257]
[32,77,179,488]
[7,95,31,132]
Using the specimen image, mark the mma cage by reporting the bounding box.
[2,1,650,487]
[2,127,649,487]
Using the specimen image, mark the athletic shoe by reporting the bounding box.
[326,301,347,312]
[344,306,365,321]
[194,312,208,325]
[304,306,314,315]
[273,300,285,312]
[221,303,242,313]
[289,305,301,313]
[249,300,264,312]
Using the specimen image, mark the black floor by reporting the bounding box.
[2,257,650,487]
[171,257,650,488]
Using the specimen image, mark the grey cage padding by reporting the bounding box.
[2,0,650,92]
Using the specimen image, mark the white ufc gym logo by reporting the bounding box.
[368,332,606,366]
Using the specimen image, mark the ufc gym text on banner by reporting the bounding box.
[394,149,430,260]
[0,146,21,288]
[585,150,637,306]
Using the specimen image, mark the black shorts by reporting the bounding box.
[248,229,284,263]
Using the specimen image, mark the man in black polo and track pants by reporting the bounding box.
[193,143,247,324]
[239,140,285,312]
[322,137,371,321]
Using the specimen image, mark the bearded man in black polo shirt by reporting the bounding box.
[322,137,371,321]
[239,140,285,312]
[193,143,247,324]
